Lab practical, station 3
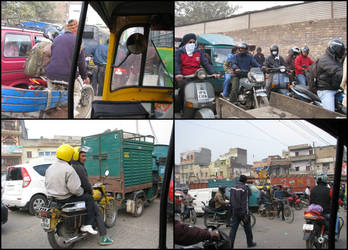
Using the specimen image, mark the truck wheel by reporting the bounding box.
[133,198,144,217]
[29,194,47,215]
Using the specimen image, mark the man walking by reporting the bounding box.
[229,175,256,248]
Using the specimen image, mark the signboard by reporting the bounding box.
[1,145,23,154]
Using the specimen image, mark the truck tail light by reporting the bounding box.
[21,168,31,188]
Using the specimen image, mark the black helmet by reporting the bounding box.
[301,46,310,54]
[307,185,310,188]
[328,39,345,59]
[182,187,188,193]
[270,44,279,56]
[239,42,248,50]
[219,185,226,192]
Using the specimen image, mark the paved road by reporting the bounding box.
[1,198,173,248]
[184,207,347,249]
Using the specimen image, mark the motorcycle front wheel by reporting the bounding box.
[294,202,303,210]
[76,85,94,118]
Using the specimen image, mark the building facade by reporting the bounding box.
[1,120,27,173]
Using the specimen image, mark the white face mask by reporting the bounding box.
[272,51,278,56]
[185,43,195,57]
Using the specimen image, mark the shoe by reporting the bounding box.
[99,236,114,245]
[80,225,98,235]
[248,242,257,247]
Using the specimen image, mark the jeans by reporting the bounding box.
[229,76,240,103]
[317,90,336,112]
[222,73,233,97]
[324,213,339,234]
[297,74,307,86]
[229,214,254,248]
[92,65,105,96]
[60,193,95,225]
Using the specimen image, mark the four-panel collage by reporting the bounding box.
[0,1,346,249]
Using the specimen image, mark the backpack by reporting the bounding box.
[24,40,52,77]
[306,58,320,94]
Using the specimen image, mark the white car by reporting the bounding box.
[2,159,53,215]
[188,188,218,216]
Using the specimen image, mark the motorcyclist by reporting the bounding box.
[316,39,345,111]
[309,173,344,239]
[262,44,287,96]
[174,33,219,112]
[285,47,300,83]
[258,186,271,206]
[294,45,314,85]
[72,147,113,245]
[181,187,194,219]
[221,47,238,100]
[45,144,97,235]
[230,42,261,104]
[214,185,229,212]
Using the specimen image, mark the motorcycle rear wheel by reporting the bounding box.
[204,213,220,228]
[47,227,75,249]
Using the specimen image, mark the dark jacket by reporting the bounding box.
[45,31,87,82]
[71,160,93,195]
[232,53,261,78]
[285,54,296,71]
[229,182,250,216]
[310,183,331,214]
[175,47,214,76]
[175,220,211,246]
[263,55,286,69]
[91,42,108,66]
[254,53,265,66]
[316,49,343,91]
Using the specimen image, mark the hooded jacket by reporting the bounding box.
[294,54,314,75]
[316,49,343,91]
[72,160,93,195]
[45,159,84,200]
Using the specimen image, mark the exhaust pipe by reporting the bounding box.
[63,232,88,245]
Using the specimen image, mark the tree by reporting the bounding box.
[1,1,60,24]
[175,1,240,26]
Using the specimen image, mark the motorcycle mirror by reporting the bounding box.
[105,170,110,176]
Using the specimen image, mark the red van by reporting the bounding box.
[1,26,45,88]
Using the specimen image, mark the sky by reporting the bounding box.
[175,120,337,165]
[230,1,304,15]
[24,120,173,145]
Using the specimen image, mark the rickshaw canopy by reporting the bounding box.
[197,33,236,46]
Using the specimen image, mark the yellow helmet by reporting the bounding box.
[73,146,80,161]
[56,144,75,162]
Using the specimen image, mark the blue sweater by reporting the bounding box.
[45,31,87,82]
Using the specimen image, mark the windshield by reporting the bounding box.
[213,47,231,64]
[111,26,173,91]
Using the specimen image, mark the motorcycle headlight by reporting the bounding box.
[255,74,264,82]
[197,69,207,80]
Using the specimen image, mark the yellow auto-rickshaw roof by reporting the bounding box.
[90,1,173,30]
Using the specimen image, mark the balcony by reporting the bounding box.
[289,154,316,162]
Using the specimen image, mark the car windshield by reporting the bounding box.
[111,26,173,90]
[214,47,231,64]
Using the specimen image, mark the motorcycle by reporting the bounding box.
[202,201,255,229]
[266,66,292,96]
[180,201,197,225]
[177,68,216,118]
[37,170,117,249]
[288,193,303,210]
[234,67,269,109]
[303,205,344,249]
[175,226,231,249]
[259,198,294,223]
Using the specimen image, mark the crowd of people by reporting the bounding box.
[175,32,347,112]
[175,173,346,248]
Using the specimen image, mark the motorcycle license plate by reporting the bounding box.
[197,90,208,100]
[41,217,50,230]
[303,224,314,231]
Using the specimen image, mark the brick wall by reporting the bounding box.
[222,18,347,61]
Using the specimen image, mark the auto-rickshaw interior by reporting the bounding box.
[87,2,173,118]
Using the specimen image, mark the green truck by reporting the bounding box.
[82,130,158,217]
